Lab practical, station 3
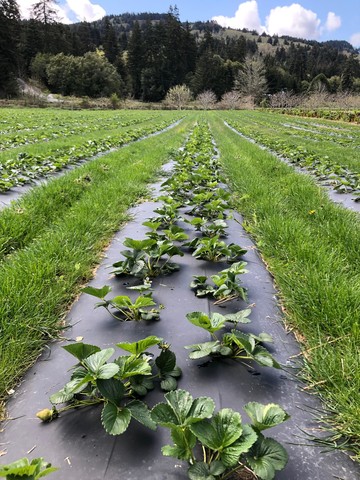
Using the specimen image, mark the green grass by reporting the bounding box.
[0,113,195,418]
[210,113,360,459]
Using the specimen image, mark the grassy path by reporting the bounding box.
[209,113,360,459]
[0,114,196,417]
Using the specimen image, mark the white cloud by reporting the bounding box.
[350,33,360,48]
[266,4,321,39]
[212,1,265,33]
[325,12,341,32]
[17,0,105,23]
[65,0,106,22]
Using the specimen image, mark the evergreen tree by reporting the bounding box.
[191,52,228,99]
[126,21,144,98]
[31,0,59,52]
[0,0,20,96]
[32,0,58,24]
[103,17,119,64]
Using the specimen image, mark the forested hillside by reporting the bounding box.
[1,1,360,101]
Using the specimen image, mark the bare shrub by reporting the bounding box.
[196,90,217,110]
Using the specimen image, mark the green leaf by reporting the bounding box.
[186,312,226,334]
[134,296,156,308]
[101,403,131,435]
[185,341,221,359]
[97,363,120,379]
[244,403,290,432]
[252,346,281,369]
[0,458,58,479]
[190,408,242,450]
[188,461,226,480]
[220,425,258,467]
[115,355,152,379]
[155,349,176,373]
[224,309,252,324]
[151,403,179,428]
[247,436,288,480]
[50,376,90,404]
[129,375,154,396]
[123,238,156,250]
[110,295,133,308]
[162,427,196,461]
[188,397,216,424]
[62,343,101,361]
[81,285,112,299]
[116,336,162,355]
[160,376,178,391]
[96,378,125,406]
[127,400,157,430]
[83,348,115,373]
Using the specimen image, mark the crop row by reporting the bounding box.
[209,114,360,462]
[0,109,155,135]
[272,108,360,124]
[224,114,360,200]
[21,123,290,480]
[258,116,360,149]
[0,116,180,192]
[0,113,158,151]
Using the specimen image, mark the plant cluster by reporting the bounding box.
[185,310,280,369]
[151,389,289,480]
[38,336,181,435]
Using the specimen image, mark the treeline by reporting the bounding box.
[1,1,360,101]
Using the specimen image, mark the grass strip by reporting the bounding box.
[210,113,360,460]
[0,114,195,418]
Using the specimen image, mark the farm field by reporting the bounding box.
[1,109,360,478]
[0,109,183,192]
[223,110,360,200]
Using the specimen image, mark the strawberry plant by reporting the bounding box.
[112,237,183,278]
[191,262,248,303]
[185,310,280,369]
[0,458,57,479]
[143,221,189,242]
[37,336,181,435]
[185,218,228,237]
[186,235,246,263]
[151,389,289,480]
[82,284,160,321]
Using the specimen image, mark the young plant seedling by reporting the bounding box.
[0,458,57,479]
[82,284,160,321]
[186,235,246,263]
[143,221,189,243]
[186,217,228,238]
[151,389,289,480]
[185,310,280,369]
[112,237,183,278]
[37,336,181,436]
[191,262,248,303]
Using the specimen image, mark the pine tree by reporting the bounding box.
[31,0,58,52]
[103,17,119,64]
[0,0,20,96]
[127,21,144,98]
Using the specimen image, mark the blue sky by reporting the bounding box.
[18,1,360,47]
